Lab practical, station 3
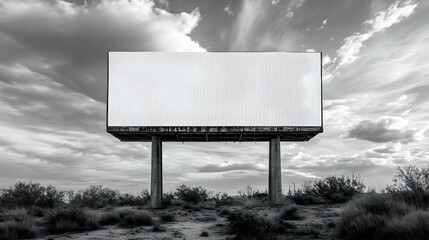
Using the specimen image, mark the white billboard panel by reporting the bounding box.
[108,52,322,127]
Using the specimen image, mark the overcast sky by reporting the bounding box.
[0,0,428,195]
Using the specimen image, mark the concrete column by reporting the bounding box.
[151,136,162,208]
[269,136,282,205]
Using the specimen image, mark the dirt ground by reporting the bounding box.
[36,204,343,240]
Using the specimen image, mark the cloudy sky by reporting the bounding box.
[0,0,428,195]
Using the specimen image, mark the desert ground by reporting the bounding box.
[36,204,342,240]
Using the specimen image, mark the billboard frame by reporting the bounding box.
[106,51,323,142]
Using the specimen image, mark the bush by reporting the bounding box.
[213,192,237,206]
[0,208,36,240]
[118,194,138,206]
[115,208,134,218]
[279,204,301,220]
[383,211,429,240]
[386,165,429,209]
[159,212,175,222]
[338,193,429,240]
[0,221,36,240]
[119,211,152,227]
[0,182,64,208]
[388,165,429,192]
[45,208,99,234]
[174,185,211,204]
[99,211,121,225]
[3,208,31,223]
[289,190,325,205]
[238,185,268,200]
[162,192,175,207]
[242,198,267,208]
[117,190,150,206]
[29,206,45,217]
[310,175,365,203]
[69,185,120,208]
[228,211,285,240]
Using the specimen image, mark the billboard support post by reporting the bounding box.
[269,136,282,205]
[151,136,162,208]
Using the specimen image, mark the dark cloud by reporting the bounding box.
[197,163,265,173]
[348,118,416,144]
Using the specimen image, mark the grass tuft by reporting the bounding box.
[279,204,302,220]
[159,212,175,222]
[0,220,36,240]
[119,211,152,228]
[338,193,429,240]
[99,211,121,225]
[45,208,99,234]
[229,211,284,240]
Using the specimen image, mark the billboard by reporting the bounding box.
[107,52,322,142]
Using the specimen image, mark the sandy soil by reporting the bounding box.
[36,204,343,240]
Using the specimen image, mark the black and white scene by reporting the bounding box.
[0,0,428,239]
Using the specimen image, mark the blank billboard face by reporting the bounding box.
[108,52,322,127]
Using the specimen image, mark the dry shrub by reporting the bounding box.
[159,212,175,222]
[119,211,152,227]
[45,208,99,234]
[99,211,121,225]
[0,220,36,240]
[0,182,64,208]
[383,211,429,240]
[279,204,302,220]
[174,185,211,204]
[3,208,32,223]
[289,191,326,205]
[242,198,266,209]
[229,211,285,240]
[0,208,36,240]
[338,193,429,240]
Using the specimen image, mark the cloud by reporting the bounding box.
[230,0,306,50]
[271,0,281,6]
[197,163,265,173]
[316,18,327,30]
[223,2,233,15]
[348,117,417,144]
[0,0,205,102]
[335,0,417,68]
[373,144,401,154]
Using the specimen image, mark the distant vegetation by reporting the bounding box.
[0,165,428,239]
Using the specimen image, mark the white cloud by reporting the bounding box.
[271,0,281,6]
[336,0,417,68]
[316,18,327,30]
[223,2,233,15]
[322,55,331,66]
